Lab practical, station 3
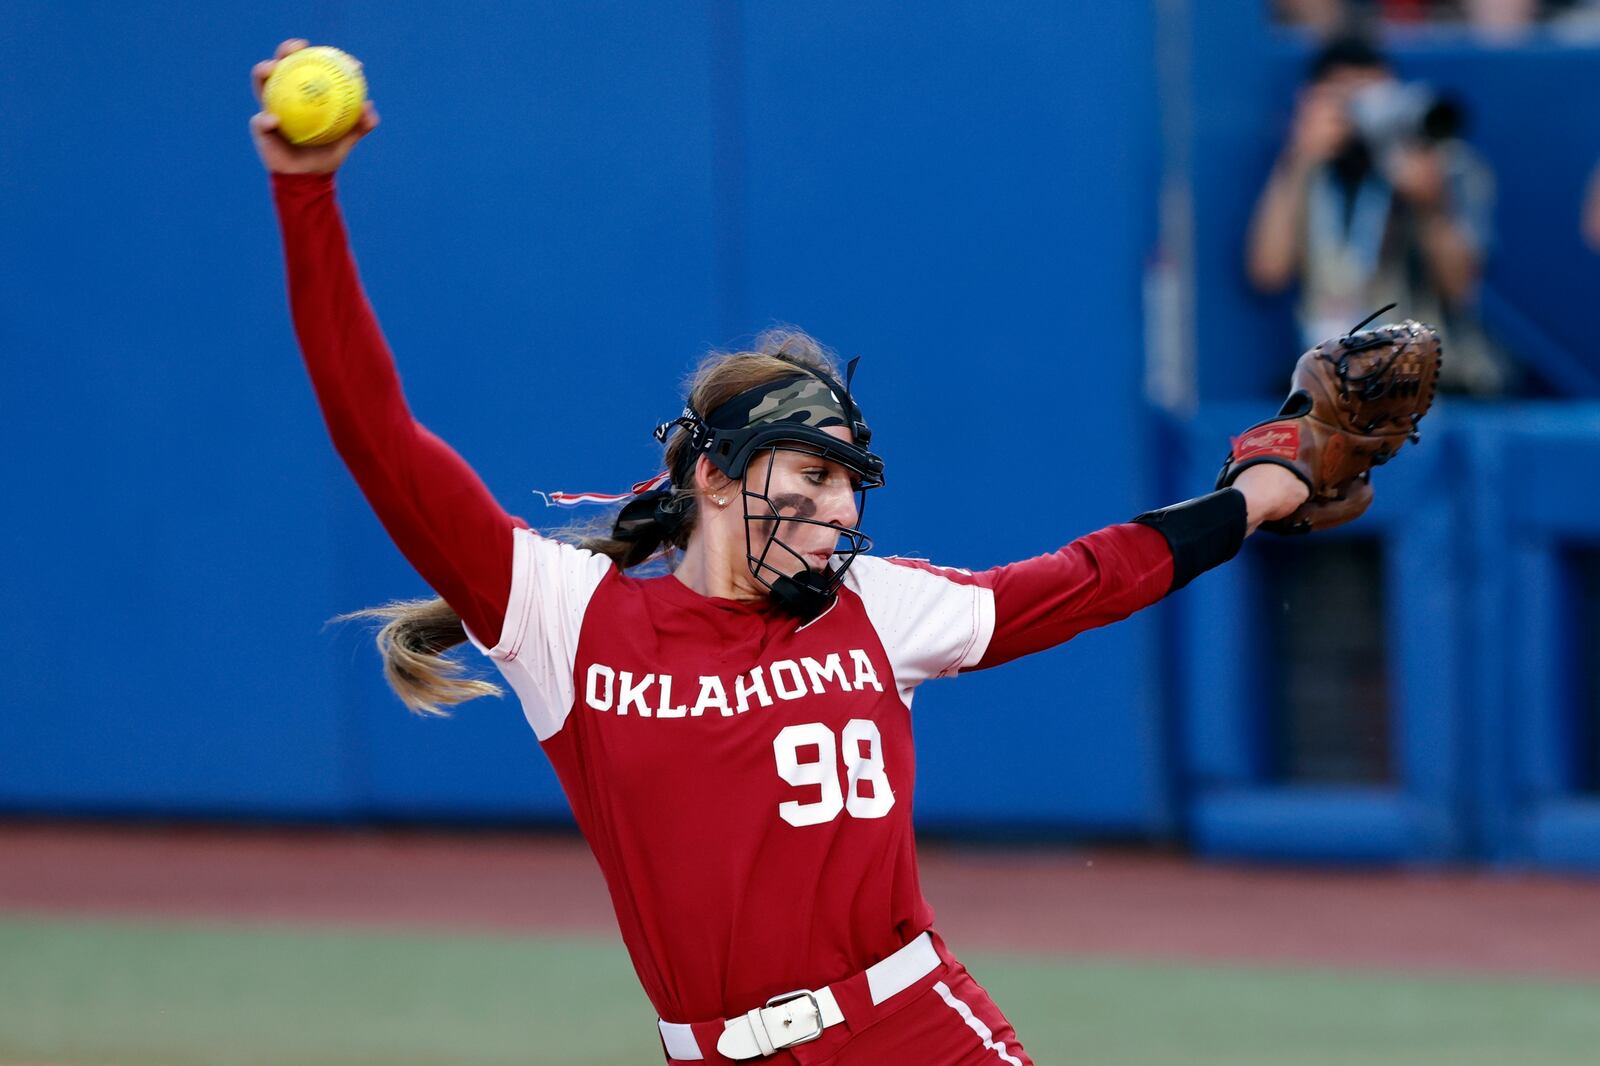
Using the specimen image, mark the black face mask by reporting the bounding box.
[736,443,874,619]
[643,358,885,619]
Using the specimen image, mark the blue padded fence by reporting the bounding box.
[1464,407,1600,872]
[1172,405,1600,869]
[1171,406,1469,864]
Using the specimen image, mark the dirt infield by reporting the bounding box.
[3,820,1597,980]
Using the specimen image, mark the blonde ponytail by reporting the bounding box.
[337,597,501,716]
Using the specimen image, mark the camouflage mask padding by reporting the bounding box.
[709,374,848,431]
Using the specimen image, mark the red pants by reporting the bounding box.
[664,934,1033,1066]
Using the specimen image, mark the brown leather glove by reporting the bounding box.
[1217,318,1442,534]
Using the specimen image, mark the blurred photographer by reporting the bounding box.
[1247,35,1513,394]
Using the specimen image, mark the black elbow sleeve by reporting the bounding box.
[1131,488,1248,593]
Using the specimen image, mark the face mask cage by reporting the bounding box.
[739,443,876,619]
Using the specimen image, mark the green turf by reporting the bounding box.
[1,916,1596,1065]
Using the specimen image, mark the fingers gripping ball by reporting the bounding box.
[1217,317,1442,534]
[263,46,367,146]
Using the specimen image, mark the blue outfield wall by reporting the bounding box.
[1169,406,1600,870]
[7,2,1600,868]
[2,3,1167,833]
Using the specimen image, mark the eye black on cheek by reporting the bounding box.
[767,493,819,518]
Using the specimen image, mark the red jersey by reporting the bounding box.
[467,532,1168,1022]
[272,171,1179,1028]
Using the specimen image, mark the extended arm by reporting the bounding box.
[972,469,1307,669]
[1246,154,1315,294]
[1246,85,1350,293]
[1414,210,1480,305]
[1388,146,1483,306]
[1248,83,1363,292]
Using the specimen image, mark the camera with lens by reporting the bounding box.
[1345,80,1464,174]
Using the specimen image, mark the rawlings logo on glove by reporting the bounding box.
[1232,424,1301,460]
[1217,309,1442,534]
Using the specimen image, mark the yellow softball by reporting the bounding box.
[262,46,367,147]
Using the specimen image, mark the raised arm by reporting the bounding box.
[1246,84,1348,293]
[1387,144,1484,307]
[252,40,520,643]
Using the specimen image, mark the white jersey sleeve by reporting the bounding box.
[465,527,613,740]
[842,554,996,695]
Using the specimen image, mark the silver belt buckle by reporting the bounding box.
[763,989,824,1050]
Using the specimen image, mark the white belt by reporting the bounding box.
[658,931,941,1061]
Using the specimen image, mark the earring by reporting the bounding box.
[712,496,728,508]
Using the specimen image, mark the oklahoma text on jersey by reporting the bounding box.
[583,650,884,719]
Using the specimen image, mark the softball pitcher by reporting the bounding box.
[251,39,1435,1065]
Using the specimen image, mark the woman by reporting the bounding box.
[252,39,1309,1066]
